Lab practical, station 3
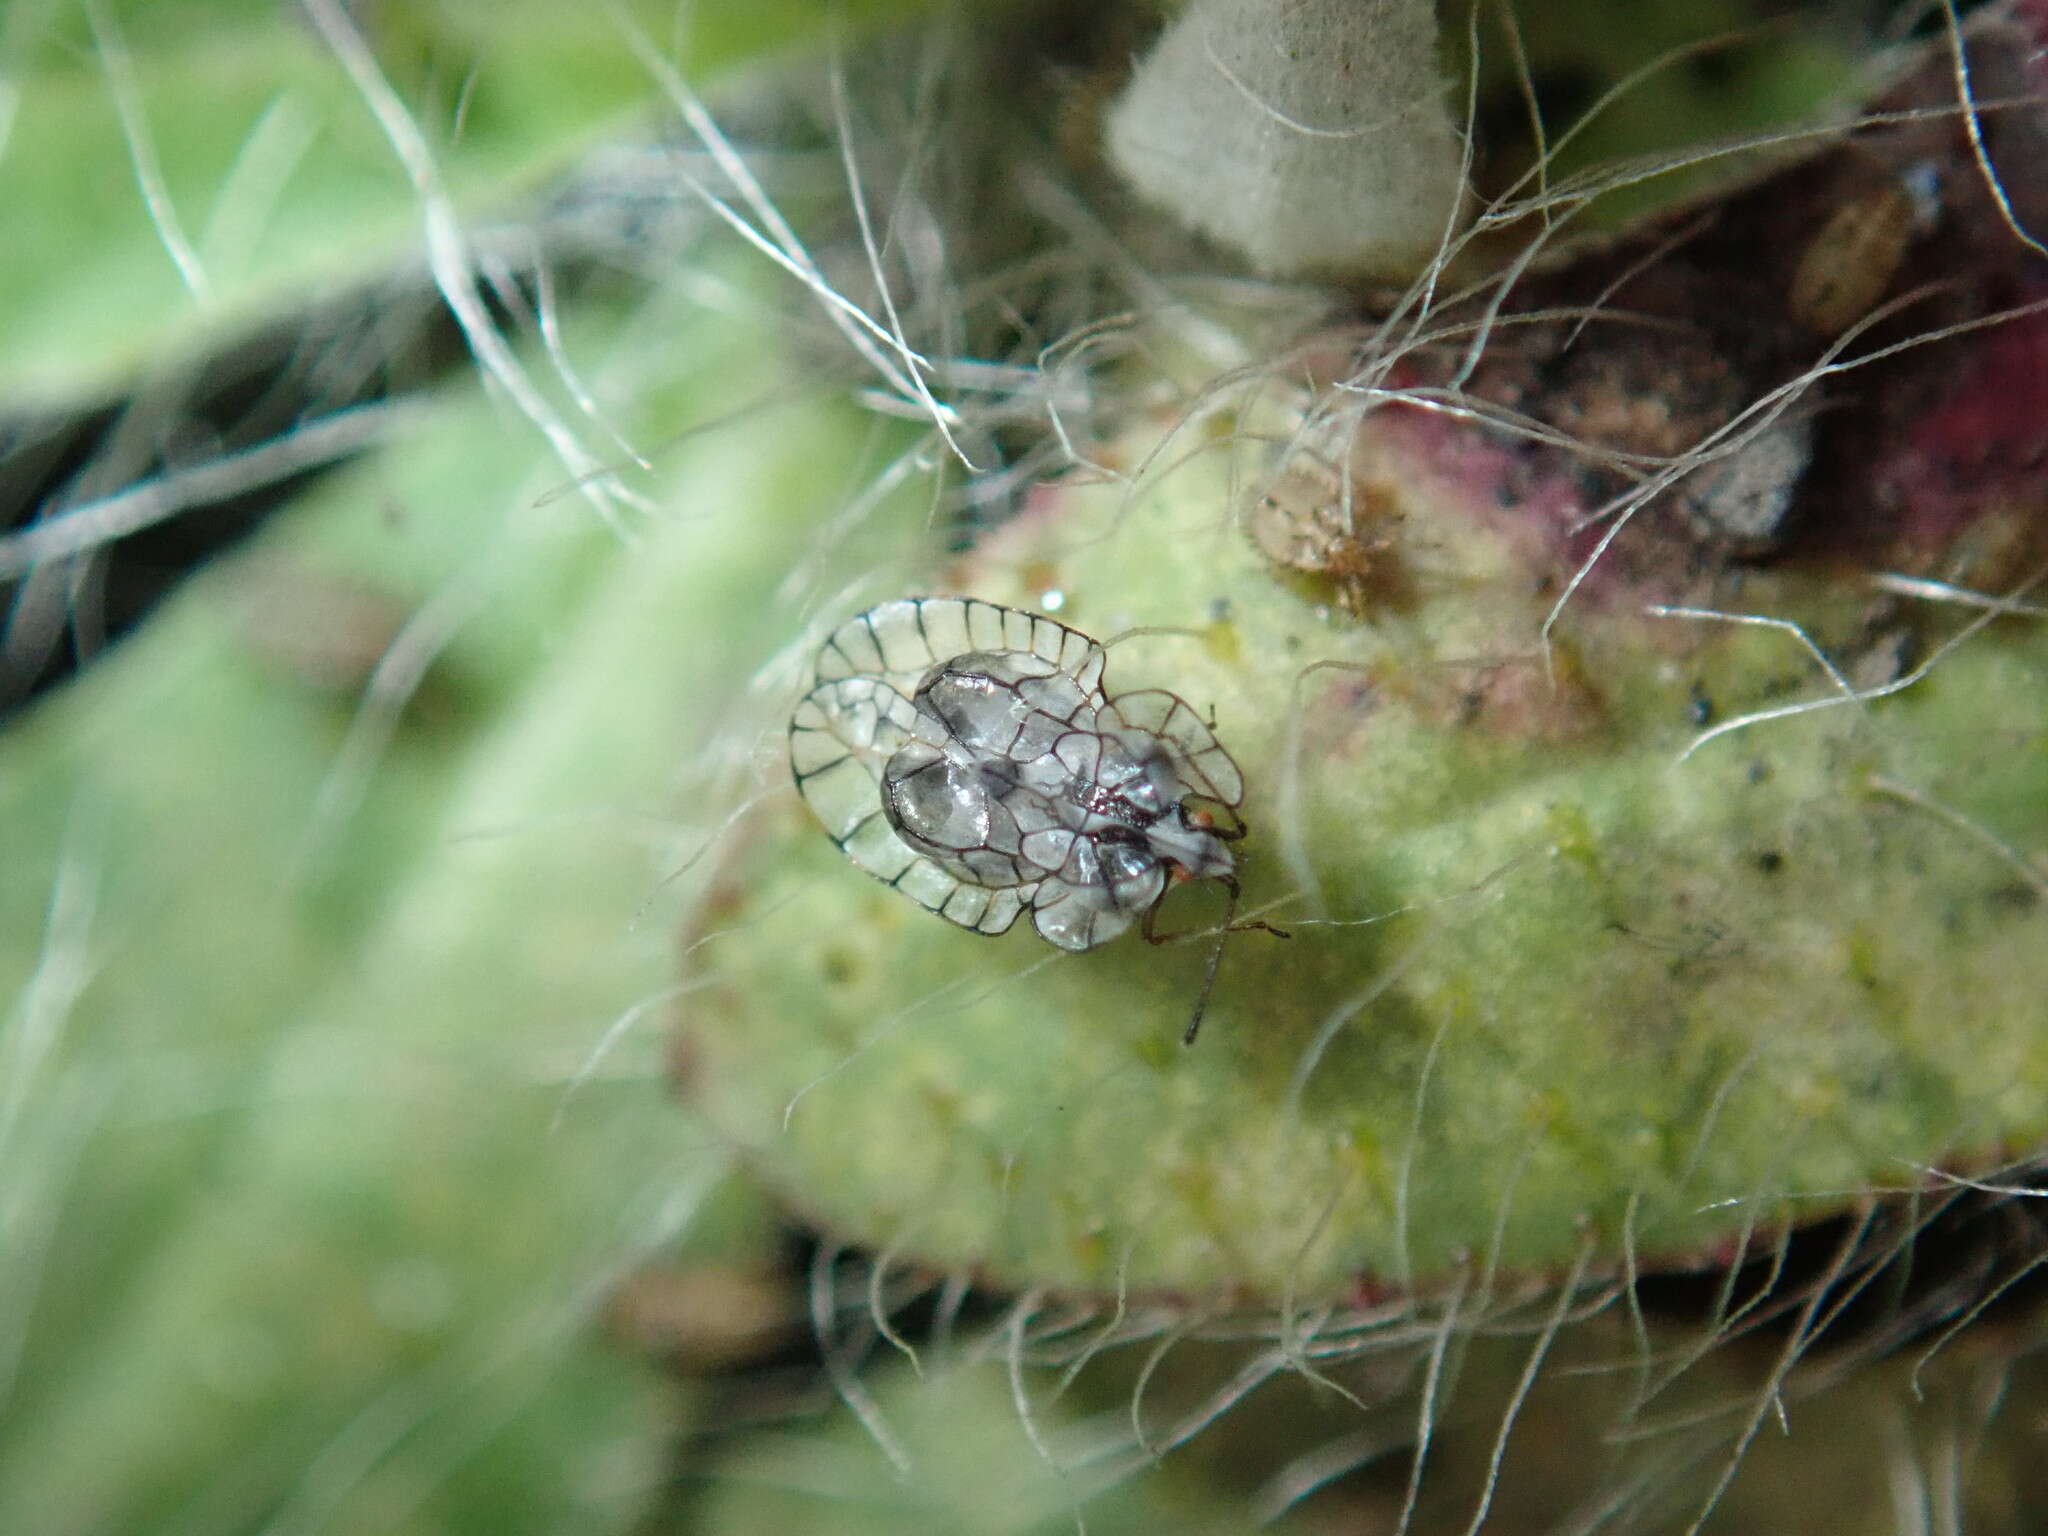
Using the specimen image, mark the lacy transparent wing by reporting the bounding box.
[792,599,1260,948]
[1028,882,1147,952]
[790,676,1032,937]
[882,739,1047,891]
[1100,689,1246,806]
[930,879,1034,936]
[789,676,918,867]
[906,862,1035,936]
[810,597,1106,695]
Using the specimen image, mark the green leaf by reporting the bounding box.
[0,288,903,1530]
[684,392,2048,1299]
[0,0,932,396]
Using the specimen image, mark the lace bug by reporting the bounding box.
[789,597,1282,1042]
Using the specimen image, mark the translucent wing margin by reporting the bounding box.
[1102,689,1245,806]
[810,597,1106,695]
[789,673,1031,937]
[793,598,1250,955]
[789,678,918,875]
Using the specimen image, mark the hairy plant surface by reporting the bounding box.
[681,9,2048,1304]
[4,2,2045,1533]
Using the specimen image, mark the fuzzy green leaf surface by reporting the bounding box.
[0,291,885,1530]
[0,0,931,397]
[684,400,2048,1302]
[687,1358,1253,1536]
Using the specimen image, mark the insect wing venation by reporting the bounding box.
[812,598,1104,694]
[792,599,1242,959]
[1101,689,1245,806]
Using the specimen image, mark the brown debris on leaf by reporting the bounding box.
[1243,442,1409,615]
[1263,7,2048,616]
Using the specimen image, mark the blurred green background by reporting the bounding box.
[2,2,2041,1533]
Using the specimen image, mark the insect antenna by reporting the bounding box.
[1150,875,1290,1047]
[1183,887,1233,1047]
